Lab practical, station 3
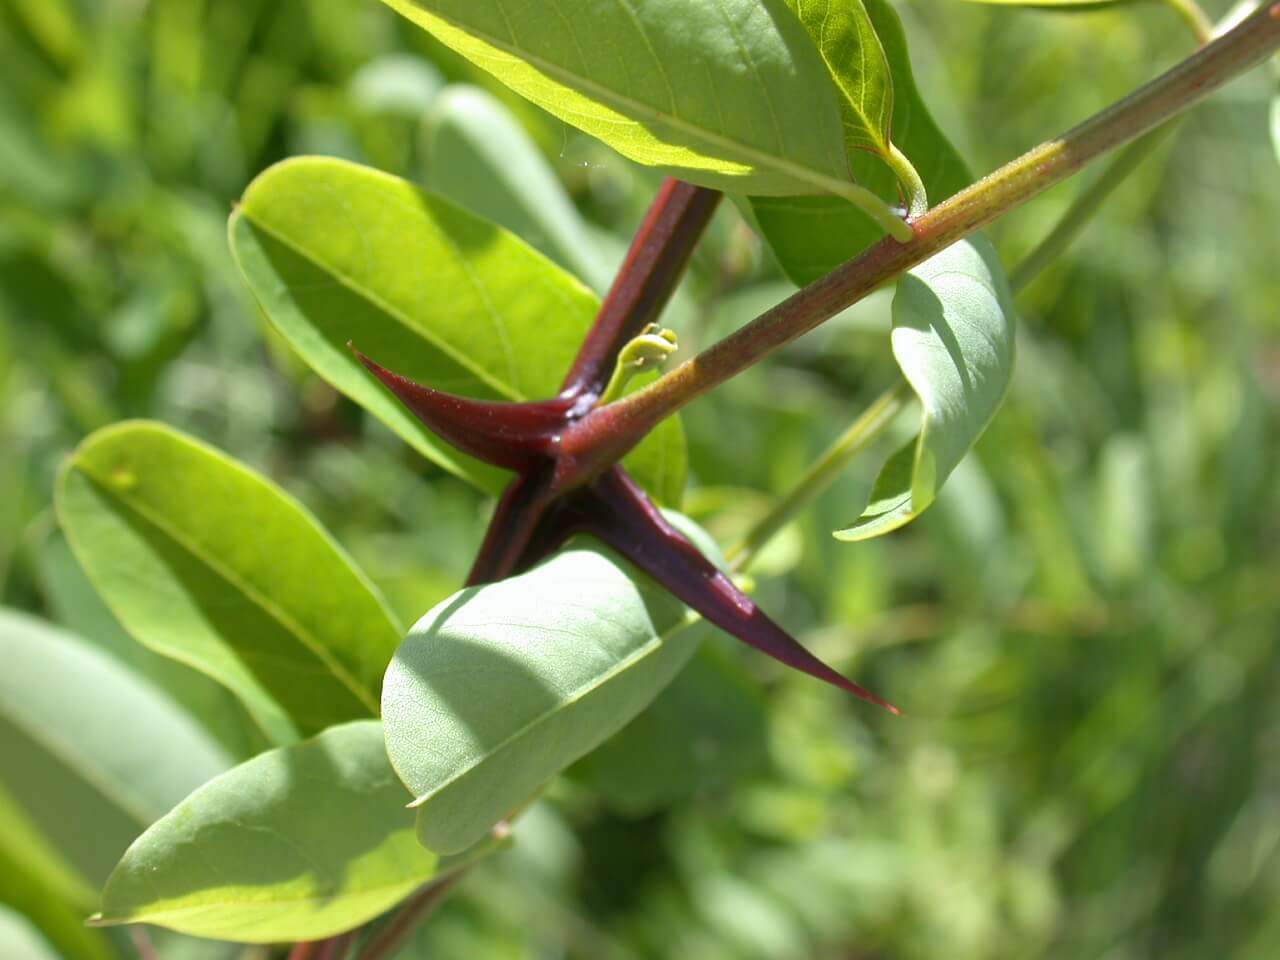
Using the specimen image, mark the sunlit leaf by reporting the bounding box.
[231,156,685,504]
[0,609,231,889]
[383,540,707,854]
[750,0,971,284]
[782,0,892,156]
[57,421,402,744]
[36,530,264,761]
[836,237,1016,540]
[375,0,868,202]
[94,722,444,943]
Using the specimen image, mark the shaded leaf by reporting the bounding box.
[837,237,1016,540]
[750,0,972,284]
[570,643,769,816]
[57,421,401,743]
[0,785,115,960]
[36,529,264,760]
[231,156,685,504]
[94,721,439,943]
[383,541,705,854]
[0,609,231,889]
[423,84,615,292]
[376,0,866,201]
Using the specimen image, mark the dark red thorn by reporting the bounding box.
[571,468,900,714]
[560,179,721,410]
[352,346,573,472]
[466,468,560,586]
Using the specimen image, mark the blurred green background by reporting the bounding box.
[2,1,1278,958]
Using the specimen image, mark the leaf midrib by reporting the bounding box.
[406,2,864,201]
[73,464,380,716]
[409,612,699,804]
[235,207,526,404]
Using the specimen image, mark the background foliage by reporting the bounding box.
[2,1,1278,958]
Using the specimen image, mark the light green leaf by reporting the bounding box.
[231,155,685,505]
[424,84,615,293]
[94,721,440,944]
[783,0,892,156]
[57,421,402,744]
[751,0,972,284]
[375,0,907,233]
[383,541,705,854]
[836,237,1016,541]
[36,530,264,761]
[0,609,231,889]
[0,906,63,960]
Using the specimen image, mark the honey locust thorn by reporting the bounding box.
[351,178,897,713]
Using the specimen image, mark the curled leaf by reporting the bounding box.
[837,237,1016,541]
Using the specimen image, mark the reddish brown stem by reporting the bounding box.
[557,3,1280,484]
[559,178,721,407]
[357,872,468,960]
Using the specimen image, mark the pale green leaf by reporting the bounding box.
[0,609,231,889]
[383,542,706,854]
[0,785,115,960]
[751,0,972,284]
[94,721,439,944]
[231,156,685,505]
[836,237,1016,540]
[0,906,62,960]
[783,0,892,156]
[1271,94,1279,167]
[376,0,871,202]
[57,421,402,744]
[424,84,615,293]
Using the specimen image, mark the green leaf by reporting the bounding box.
[1271,94,1279,167]
[94,721,440,944]
[230,155,685,505]
[0,785,116,960]
[57,421,402,744]
[569,643,768,816]
[375,0,883,205]
[750,0,972,284]
[959,0,1127,6]
[836,236,1016,541]
[36,529,264,761]
[383,541,705,854]
[0,609,231,889]
[782,0,893,157]
[0,906,63,960]
[423,84,615,293]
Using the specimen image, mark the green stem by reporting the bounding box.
[885,143,929,218]
[556,2,1280,485]
[1164,0,1215,45]
[727,382,910,573]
